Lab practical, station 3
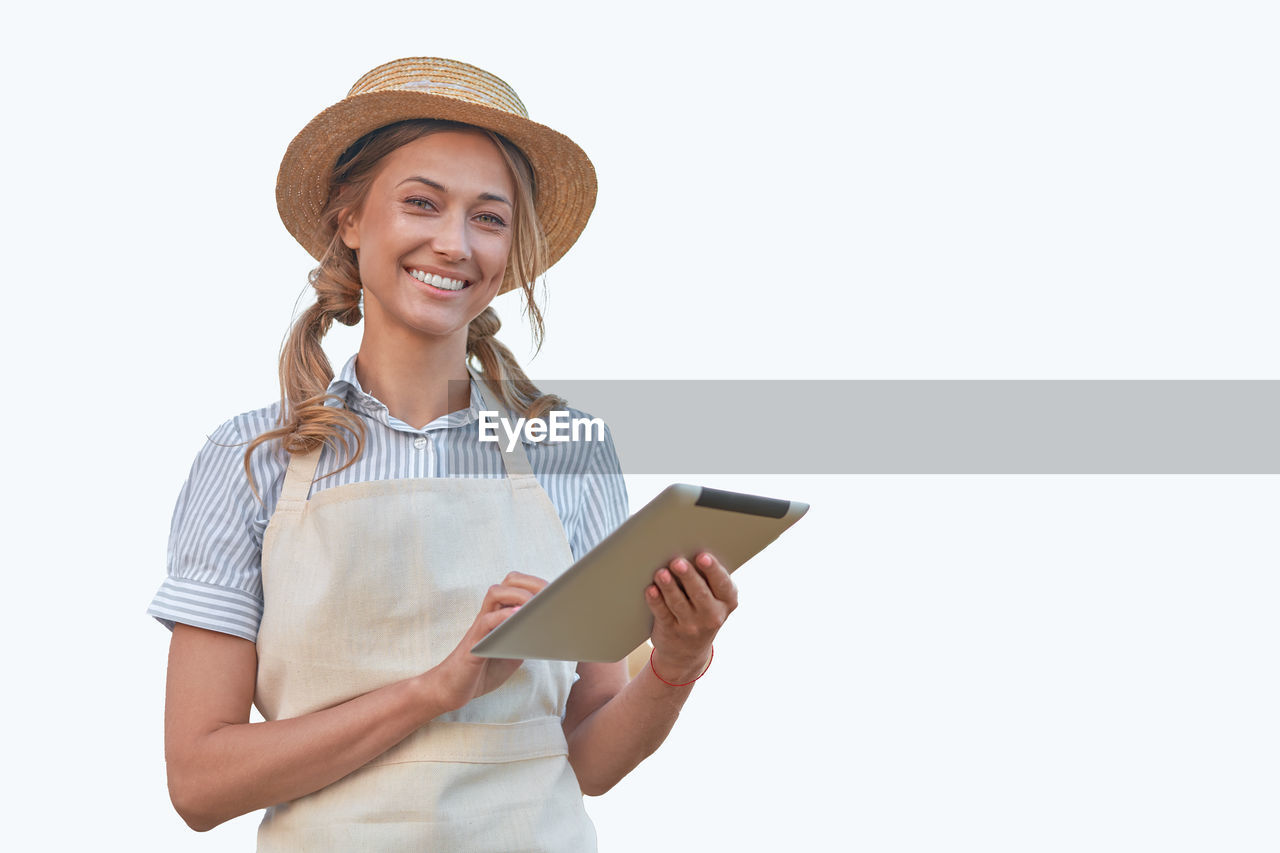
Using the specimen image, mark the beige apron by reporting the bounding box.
[253,373,596,851]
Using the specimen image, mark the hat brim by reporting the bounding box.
[276,90,597,294]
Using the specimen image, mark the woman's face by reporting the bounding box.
[339,130,516,347]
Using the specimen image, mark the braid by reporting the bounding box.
[467,307,563,421]
[242,233,367,501]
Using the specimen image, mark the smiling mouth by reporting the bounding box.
[407,268,471,291]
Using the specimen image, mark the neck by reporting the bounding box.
[355,327,472,430]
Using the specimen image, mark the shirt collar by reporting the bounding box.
[325,354,525,439]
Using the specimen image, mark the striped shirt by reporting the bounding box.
[147,355,629,642]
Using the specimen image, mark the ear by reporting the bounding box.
[337,207,361,251]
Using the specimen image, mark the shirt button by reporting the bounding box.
[413,436,428,450]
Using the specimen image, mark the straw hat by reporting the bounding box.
[276,57,597,293]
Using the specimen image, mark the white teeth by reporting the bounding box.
[409,269,467,290]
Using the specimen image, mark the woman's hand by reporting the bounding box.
[560,552,738,794]
[428,571,547,712]
[645,552,738,684]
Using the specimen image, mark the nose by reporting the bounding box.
[429,209,470,262]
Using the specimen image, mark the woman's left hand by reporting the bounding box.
[645,551,738,684]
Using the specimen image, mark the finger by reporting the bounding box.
[672,555,717,611]
[470,603,525,642]
[481,583,536,611]
[644,583,675,628]
[501,572,549,594]
[479,606,520,633]
[695,552,739,609]
[468,609,524,659]
[655,563,695,621]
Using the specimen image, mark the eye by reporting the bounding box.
[475,212,508,228]
[405,197,436,211]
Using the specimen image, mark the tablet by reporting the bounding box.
[470,483,809,662]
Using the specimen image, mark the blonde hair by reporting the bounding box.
[243,119,564,495]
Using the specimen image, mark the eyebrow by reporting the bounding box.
[398,176,512,206]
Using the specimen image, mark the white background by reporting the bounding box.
[3,0,1277,850]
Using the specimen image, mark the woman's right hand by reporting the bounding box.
[427,571,547,712]
[164,570,548,830]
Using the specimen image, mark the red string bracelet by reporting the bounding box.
[649,645,714,687]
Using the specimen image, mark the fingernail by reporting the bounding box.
[698,553,712,567]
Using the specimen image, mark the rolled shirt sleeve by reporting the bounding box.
[147,417,276,642]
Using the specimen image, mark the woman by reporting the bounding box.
[148,57,737,850]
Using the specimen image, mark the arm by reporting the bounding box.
[164,572,544,831]
[562,551,736,795]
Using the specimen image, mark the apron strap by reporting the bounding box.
[277,446,324,509]
[467,364,536,482]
